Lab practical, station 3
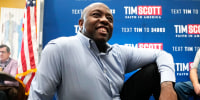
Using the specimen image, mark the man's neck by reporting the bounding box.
[95,42,108,53]
[0,58,10,64]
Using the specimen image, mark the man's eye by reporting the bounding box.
[107,16,113,22]
[93,13,101,17]
[0,51,6,53]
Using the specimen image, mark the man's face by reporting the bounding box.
[79,3,113,43]
[0,47,10,62]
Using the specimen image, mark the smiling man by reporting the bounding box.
[79,3,113,52]
[28,2,177,100]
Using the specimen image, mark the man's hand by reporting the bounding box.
[193,83,200,96]
[159,81,177,100]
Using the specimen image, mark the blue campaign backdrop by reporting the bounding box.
[42,0,200,99]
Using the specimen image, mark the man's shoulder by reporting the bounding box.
[47,36,78,46]
[10,58,17,63]
[10,58,18,64]
[111,44,131,50]
[110,44,132,54]
[44,35,80,51]
[49,36,78,44]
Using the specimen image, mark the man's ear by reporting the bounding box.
[79,19,83,30]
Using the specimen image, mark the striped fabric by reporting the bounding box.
[15,0,38,95]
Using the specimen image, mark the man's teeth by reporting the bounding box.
[100,28,106,32]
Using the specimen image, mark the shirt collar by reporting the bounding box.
[77,31,112,54]
[0,58,11,68]
[0,58,10,63]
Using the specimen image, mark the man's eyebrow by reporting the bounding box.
[91,9,113,16]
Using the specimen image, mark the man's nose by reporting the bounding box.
[100,16,109,25]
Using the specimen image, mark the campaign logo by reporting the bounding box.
[174,24,200,38]
[124,6,162,19]
[124,43,163,50]
[188,24,200,34]
[137,6,162,15]
[175,62,193,76]
[138,43,163,50]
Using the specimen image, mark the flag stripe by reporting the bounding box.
[27,6,36,69]
[20,36,27,82]
[25,73,35,93]
[21,19,27,73]
[16,0,38,95]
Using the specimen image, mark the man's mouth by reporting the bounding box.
[97,27,108,34]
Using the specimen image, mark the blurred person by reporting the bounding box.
[175,49,200,100]
[28,2,177,100]
[0,44,19,100]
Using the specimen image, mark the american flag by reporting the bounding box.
[15,0,38,95]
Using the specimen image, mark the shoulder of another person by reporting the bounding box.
[9,58,18,65]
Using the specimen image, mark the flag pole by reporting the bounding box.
[37,0,45,61]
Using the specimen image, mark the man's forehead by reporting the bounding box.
[86,3,110,12]
[0,47,6,50]
[0,47,6,49]
[81,3,112,19]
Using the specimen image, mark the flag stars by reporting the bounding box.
[26,0,36,7]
